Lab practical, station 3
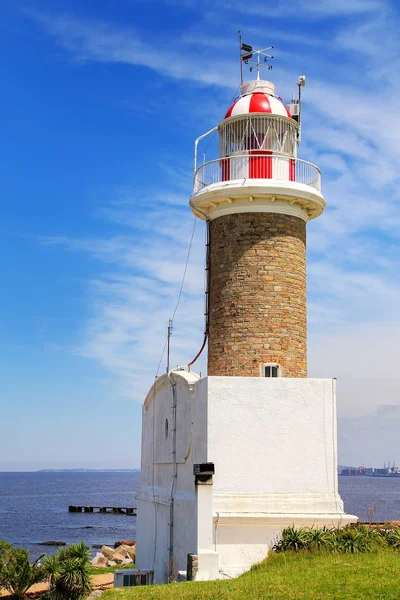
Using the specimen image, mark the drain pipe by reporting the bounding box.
[168,373,178,581]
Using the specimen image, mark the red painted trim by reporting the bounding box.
[221,157,230,182]
[285,104,292,119]
[249,93,271,113]
[249,150,272,179]
[289,158,296,182]
[225,101,237,119]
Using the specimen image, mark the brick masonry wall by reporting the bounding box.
[208,212,307,377]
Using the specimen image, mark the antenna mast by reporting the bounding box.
[238,30,243,87]
[166,319,172,373]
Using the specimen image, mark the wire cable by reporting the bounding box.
[170,215,197,324]
[154,337,168,380]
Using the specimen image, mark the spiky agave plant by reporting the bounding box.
[385,527,400,550]
[42,542,92,600]
[335,525,376,554]
[0,543,45,600]
[308,526,334,551]
[274,526,313,552]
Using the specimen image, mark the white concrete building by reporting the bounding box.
[136,48,357,583]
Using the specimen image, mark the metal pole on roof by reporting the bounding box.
[238,30,243,87]
[166,319,172,373]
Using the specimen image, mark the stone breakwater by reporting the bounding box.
[91,543,136,568]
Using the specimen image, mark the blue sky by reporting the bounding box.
[1,0,400,471]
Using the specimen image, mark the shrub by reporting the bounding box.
[0,541,45,600]
[42,541,93,600]
[274,525,313,552]
[274,524,390,555]
[333,525,377,554]
[385,528,400,549]
[308,527,334,551]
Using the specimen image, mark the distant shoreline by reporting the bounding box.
[0,469,140,474]
[36,469,140,473]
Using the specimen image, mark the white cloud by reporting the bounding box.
[42,198,207,402]
[32,3,400,467]
[310,322,400,419]
[220,0,384,18]
[25,10,238,89]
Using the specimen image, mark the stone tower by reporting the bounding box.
[190,79,325,378]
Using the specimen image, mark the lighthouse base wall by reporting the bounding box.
[136,374,357,583]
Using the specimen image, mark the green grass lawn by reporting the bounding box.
[102,550,400,599]
[90,563,136,575]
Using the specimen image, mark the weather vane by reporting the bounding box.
[238,31,274,85]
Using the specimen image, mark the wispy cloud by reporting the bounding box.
[32,1,400,439]
[220,0,385,18]
[25,9,238,88]
[41,193,207,402]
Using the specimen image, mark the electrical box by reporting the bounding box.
[114,569,154,587]
[287,102,300,121]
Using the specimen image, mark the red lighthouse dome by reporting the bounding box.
[224,80,292,120]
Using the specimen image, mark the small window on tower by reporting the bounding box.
[260,363,281,378]
[265,365,278,377]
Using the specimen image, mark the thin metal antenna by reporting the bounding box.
[166,319,173,373]
[238,30,243,87]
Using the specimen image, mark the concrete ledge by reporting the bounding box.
[214,512,358,526]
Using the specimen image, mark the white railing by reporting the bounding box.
[192,153,321,197]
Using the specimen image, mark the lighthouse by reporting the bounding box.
[135,44,357,584]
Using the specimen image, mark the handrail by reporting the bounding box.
[193,126,218,172]
[192,153,321,197]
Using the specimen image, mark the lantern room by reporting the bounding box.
[220,80,298,182]
[190,78,326,223]
[219,82,297,183]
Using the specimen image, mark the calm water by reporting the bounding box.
[339,476,400,523]
[1,472,400,560]
[0,472,140,559]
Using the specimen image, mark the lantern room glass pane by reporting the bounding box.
[219,115,297,158]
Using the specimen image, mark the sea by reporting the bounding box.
[1,472,400,560]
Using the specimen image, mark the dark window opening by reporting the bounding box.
[265,365,278,377]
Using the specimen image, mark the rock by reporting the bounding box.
[123,546,136,561]
[87,592,103,599]
[113,546,129,563]
[121,558,133,565]
[114,540,136,548]
[38,541,66,546]
[108,560,116,567]
[100,545,115,561]
[91,552,108,567]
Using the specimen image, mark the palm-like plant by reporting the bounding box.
[0,542,45,600]
[274,525,313,552]
[309,527,334,551]
[386,527,400,549]
[42,542,92,600]
[336,525,376,554]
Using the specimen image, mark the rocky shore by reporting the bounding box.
[91,542,136,568]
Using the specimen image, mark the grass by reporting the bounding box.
[90,564,136,575]
[102,550,400,599]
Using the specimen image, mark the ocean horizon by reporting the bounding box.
[1,471,400,560]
